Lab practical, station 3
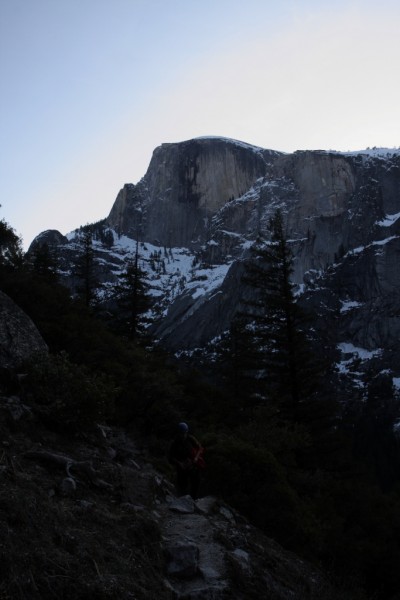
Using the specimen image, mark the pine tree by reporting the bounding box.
[0,217,24,272]
[30,242,59,282]
[352,370,400,489]
[238,210,326,413]
[73,228,99,308]
[112,240,151,339]
[209,317,258,424]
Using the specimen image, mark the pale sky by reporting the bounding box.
[1,0,399,249]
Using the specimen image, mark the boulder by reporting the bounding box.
[0,291,47,370]
[165,541,199,579]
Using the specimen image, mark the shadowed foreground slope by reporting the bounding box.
[0,394,351,600]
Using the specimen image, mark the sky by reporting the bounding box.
[1,0,400,249]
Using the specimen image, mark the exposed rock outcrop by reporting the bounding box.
[151,260,248,350]
[107,138,280,249]
[301,234,400,373]
[0,290,48,369]
[159,493,336,600]
[28,229,69,253]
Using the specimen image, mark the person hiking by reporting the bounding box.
[168,422,205,499]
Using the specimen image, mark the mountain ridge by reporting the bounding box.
[29,136,400,390]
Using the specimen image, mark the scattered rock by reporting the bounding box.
[229,548,251,574]
[58,476,77,497]
[165,541,199,579]
[195,496,217,515]
[219,506,234,521]
[2,395,32,423]
[76,499,94,510]
[167,494,196,514]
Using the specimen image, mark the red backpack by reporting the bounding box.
[191,446,206,469]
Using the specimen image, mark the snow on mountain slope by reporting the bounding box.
[29,137,400,393]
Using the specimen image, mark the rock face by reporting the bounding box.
[302,233,400,374]
[136,142,399,364]
[107,137,279,249]
[30,138,400,382]
[280,150,399,280]
[106,140,400,283]
[0,291,48,369]
[28,229,69,253]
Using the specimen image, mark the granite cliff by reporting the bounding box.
[106,139,399,281]
[30,137,400,386]
[107,138,278,249]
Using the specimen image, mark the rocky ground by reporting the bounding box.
[0,394,352,599]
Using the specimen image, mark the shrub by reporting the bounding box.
[202,433,320,554]
[23,352,118,431]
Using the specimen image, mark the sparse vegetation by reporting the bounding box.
[1,214,400,599]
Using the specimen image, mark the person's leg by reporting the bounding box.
[176,468,189,496]
[189,469,200,499]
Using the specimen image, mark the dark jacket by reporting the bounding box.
[168,434,200,470]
